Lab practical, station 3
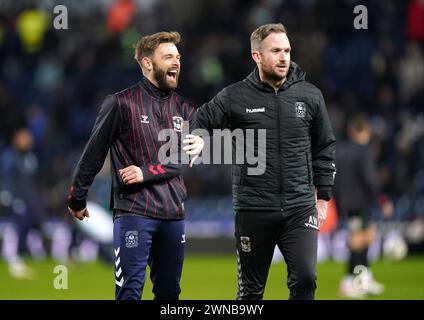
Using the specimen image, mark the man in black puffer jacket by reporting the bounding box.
[190,23,336,300]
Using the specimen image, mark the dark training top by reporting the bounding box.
[68,75,196,220]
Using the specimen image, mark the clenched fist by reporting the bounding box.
[68,207,90,221]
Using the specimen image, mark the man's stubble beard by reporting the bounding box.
[152,62,179,91]
[261,63,288,84]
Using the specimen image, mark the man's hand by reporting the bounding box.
[316,199,329,228]
[119,165,144,185]
[183,134,205,167]
[68,207,90,221]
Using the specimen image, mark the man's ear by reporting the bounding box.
[141,57,153,71]
[251,51,261,65]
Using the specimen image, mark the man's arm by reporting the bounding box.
[119,163,183,186]
[196,87,231,132]
[68,95,121,215]
[360,147,394,218]
[360,146,379,199]
[122,102,199,184]
[311,91,336,227]
[182,88,231,163]
[311,90,337,201]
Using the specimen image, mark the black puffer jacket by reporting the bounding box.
[196,62,336,211]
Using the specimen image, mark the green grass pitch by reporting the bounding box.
[1,255,423,299]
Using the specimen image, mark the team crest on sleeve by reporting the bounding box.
[172,116,184,132]
[125,231,138,248]
[295,102,307,118]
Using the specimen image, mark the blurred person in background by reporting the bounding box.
[67,31,196,300]
[0,124,73,276]
[334,114,394,299]
[0,127,43,278]
[191,23,336,300]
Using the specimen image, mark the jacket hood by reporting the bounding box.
[245,61,306,93]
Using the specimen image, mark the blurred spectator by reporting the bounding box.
[15,7,50,53]
[398,41,424,105]
[407,0,424,42]
[0,128,72,272]
[107,0,136,34]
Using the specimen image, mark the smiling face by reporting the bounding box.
[144,42,180,91]
[151,43,181,90]
[252,32,291,86]
[135,31,181,91]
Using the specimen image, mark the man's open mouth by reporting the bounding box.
[167,70,178,81]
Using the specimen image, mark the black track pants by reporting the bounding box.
[235,205,318,300]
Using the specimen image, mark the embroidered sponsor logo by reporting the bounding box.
[246,107,265,113]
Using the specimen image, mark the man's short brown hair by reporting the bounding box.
[134,31,181,63]
[250,23,287,51]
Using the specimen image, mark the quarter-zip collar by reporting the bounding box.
[141,73,173,100]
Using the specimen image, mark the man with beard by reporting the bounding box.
[67,31,197,300]
[188,23,336,299]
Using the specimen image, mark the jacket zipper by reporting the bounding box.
[275,92,283,211]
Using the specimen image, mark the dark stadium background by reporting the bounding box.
[0,0,423,299]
